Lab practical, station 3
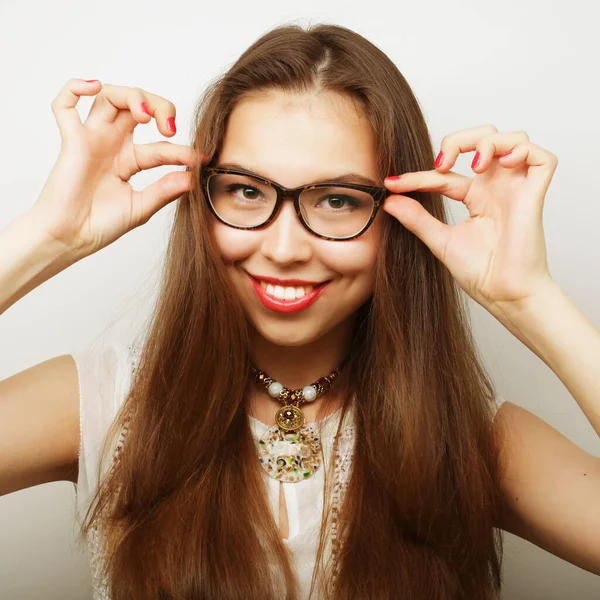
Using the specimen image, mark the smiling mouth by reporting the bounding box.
[258,280,322,300]
[247,274,331,313]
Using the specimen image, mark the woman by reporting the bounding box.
[1,22,599,600]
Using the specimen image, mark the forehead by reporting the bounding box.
[218,89,379,188]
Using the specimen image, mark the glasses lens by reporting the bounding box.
[207,173,276,227]
[299,186,375,238]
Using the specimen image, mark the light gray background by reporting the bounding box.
[0,0,599,597]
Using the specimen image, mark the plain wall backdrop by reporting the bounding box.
[0,0,599,597]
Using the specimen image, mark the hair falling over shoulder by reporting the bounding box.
[77,23,506,600]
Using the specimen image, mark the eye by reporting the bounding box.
[317,195,359,210]
[226,183,264,202]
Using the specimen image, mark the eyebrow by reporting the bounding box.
[215,162,380,188]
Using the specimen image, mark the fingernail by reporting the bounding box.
[471,151,481,169]
[500,150,513,158]
[141,102,151,115]
[85,79,99,83]
[434,151,444,168]
[386,175,402,181]
[167,117,177,133]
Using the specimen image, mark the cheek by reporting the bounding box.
[324,241,377,277]
[320,230,379,288]
[212,222,257,263]
[322,218,383,295]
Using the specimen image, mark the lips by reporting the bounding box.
[248,274,330,314]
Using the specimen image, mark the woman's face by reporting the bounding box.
[211,89,384,347]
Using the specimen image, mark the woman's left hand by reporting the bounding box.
[383,124,558,312]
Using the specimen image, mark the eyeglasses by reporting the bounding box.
[200,167,390,241]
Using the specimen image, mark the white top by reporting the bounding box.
[71,341,506,600]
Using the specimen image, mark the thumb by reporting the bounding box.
[134,170,193,225]
[383,195,451,261]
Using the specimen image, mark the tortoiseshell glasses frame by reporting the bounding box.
[200,166,391,241]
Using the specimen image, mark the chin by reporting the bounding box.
[249,318,332,347]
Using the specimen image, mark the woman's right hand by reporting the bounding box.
[29,79,202,257]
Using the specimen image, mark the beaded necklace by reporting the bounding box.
[250,364,342,483]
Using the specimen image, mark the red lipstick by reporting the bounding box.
[248,274,329,314]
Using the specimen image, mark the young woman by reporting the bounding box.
[1,23,599,600]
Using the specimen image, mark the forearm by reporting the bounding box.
[0,211,77,316]
[489,280,600,438]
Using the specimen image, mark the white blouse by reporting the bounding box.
[71,341,506,600]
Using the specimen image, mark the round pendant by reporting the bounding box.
[275,404,305,432]
[257,423,323,482]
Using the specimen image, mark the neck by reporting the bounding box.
[246,316,355,424]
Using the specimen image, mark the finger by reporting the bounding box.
[136,142,201,170]
[110,86,151,132]
[132,171,194,226]
[137,89,178,137]
[113,88,177,138]
[383,194,452,262]
[503,142,559,217]
[499,141,558,183]
[121,142,201,180]
[84,83,131,125]
[50,78,102,142]
[434,124,498,172]
[384,170,472,203]
[469,131,530,173]
[85,84,177,138]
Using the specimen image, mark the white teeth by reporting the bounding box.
[259,280,315,300]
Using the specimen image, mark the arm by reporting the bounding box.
[493,401,600,576]
[490,280,600,438]
[0,211,84,496]
[0,354,81,496]
[489,281,600,574]
[384,126,600,572]
[0,79,192,496]
[0,210,79,315]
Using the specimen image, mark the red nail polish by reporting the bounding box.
[434,151,444,168]
[141,102,151,115]
[85,79,98,83]
[386,175,402,180]
[500,150,513,158]
[167,117,176,133]
[471,152,481,169]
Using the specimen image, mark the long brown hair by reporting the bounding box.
[78,23,506,599]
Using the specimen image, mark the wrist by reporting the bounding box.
[18,207,84,258]
[489,277,560,322]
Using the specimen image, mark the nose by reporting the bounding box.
[259,197,313,265]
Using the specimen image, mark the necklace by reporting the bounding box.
[250,364,341,483]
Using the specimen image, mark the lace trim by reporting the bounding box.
[326,421,356,591]
[86,344,138,599]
